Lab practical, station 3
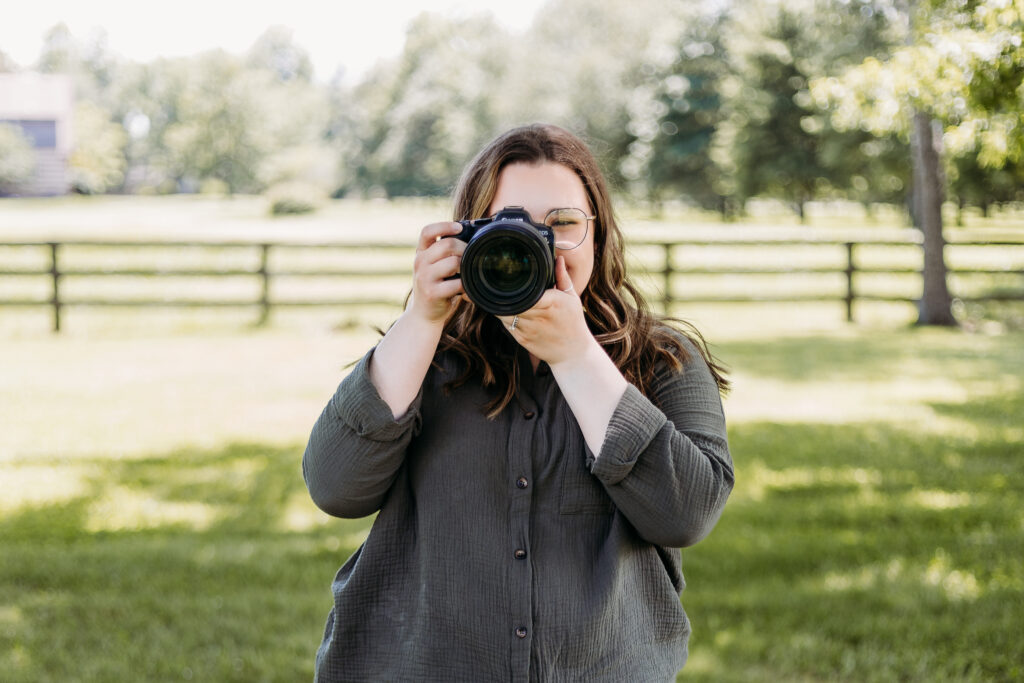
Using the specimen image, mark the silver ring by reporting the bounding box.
[511,315,519,330]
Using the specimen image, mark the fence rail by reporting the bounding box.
[1,237,1022,332]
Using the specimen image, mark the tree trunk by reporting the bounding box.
[912,111,957,326]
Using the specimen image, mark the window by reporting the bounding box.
[1,119,57,149]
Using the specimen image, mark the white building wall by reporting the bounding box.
[0,73,74,196]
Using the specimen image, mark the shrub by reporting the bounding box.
[199,178,230,196]
[0,123,36,193]
[265,181,325,216]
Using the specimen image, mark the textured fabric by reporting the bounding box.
[302,333,733,682]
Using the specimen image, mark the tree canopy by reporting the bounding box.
[1,0,1016,214]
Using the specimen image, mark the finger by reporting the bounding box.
[496,314,523,331]
[422,254,462,281]
[417,222,463,252]
[415,233,465,271]
[430,277,464,301]
[554,256,575,294]
[424,232,466,260]
[416,271,464,301]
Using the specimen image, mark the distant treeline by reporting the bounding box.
[1,0,1020,220]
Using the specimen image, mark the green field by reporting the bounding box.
[2,197,1023,681]
[2,326,1021,681]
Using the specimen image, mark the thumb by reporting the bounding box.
[554,256,575,294]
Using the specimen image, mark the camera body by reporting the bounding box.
[448,206,556,316]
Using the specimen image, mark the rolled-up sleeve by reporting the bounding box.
[588,341,733,548]
[302,347,422,519]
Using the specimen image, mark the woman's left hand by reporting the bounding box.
[498,256,595,366]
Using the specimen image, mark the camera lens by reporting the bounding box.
[477,237,534,295]
[460,223,554,315]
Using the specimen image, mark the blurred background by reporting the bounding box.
[1,0,1022,681]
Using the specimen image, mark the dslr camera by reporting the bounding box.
[447,206,555,316]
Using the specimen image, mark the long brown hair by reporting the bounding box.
[439,123,728,417]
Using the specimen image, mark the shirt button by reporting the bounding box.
[516,477,528,489]
[515,627,528,638]
[523,411,535,420]
[514,549,527,560]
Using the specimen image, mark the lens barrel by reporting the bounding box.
[461,221,554,315]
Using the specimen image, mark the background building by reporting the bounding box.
[0,73,74,196]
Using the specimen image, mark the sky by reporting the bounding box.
[0,0,548,84]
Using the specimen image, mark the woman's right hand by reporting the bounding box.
[408,222,467,324]
[368,222,466,418]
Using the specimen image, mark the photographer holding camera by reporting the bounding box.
[303,124,733,681]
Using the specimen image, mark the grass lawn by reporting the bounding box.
[1,325,1021,681]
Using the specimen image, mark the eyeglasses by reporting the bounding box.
[541,208,595,250]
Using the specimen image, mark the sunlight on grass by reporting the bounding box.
[0,605,23,628]
[0,464,96,511]
[280,489,333,532]
[907,489,972,510]
[924,550,982,602]
[736,461,882,502]
[85,484,223,532]
[821,552,982,603]
[0,330,381,461]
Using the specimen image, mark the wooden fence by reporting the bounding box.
[1,237,1022,332]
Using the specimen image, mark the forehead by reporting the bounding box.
[489,161,590,216]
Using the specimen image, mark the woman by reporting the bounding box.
[303,123,733,681]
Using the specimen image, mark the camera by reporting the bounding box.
[447,206,555,316]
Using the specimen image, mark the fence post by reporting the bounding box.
[845,242,855,323]
[258,243,271,326]
[49,241,61,333]
[662,243,673,314]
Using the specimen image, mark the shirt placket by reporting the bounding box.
[507,382,538,680]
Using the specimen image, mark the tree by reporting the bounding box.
[912,111,956,325]
[624,8,735,215]
[31,23,334,196]
[817,128,911,216]
[0,123,36,194]
[153,47,328,194]
[349,12,510,197]
[35,23,77,74]
[511,0,691,190]
[949,155,1024,219]
[0,48,18,72]
[245,26,314,83]
[709,0,903,220]
[323,70,360,196]
[159,51,265,192]
[35,23,120,107]
[69,101,128,194]
[810,0,1023,325]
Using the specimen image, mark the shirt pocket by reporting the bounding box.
[559,448,615,515]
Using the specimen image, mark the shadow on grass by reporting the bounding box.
[2,387,1022,682]
[0,441,370,682]
[679,387,1024,682]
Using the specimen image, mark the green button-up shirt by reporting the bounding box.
[303,335,733,682]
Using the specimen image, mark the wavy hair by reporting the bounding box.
[438,123,729,417]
